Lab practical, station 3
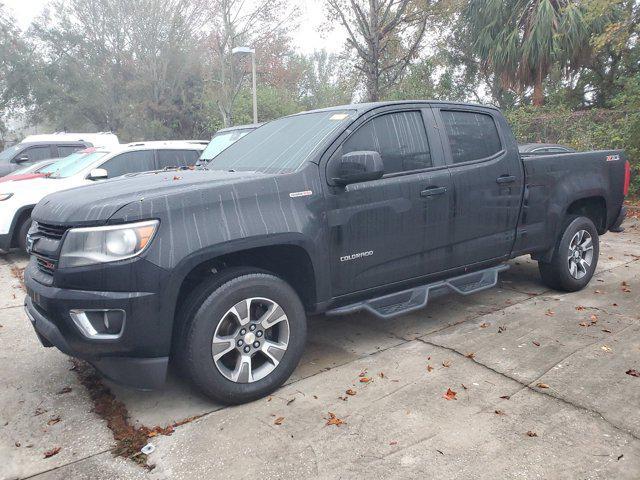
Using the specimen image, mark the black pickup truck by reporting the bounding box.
[24,101,630,404]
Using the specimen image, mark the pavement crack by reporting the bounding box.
[21,448,112,479]
[415,336,640,443]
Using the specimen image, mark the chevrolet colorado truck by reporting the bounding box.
[24,101,630,404]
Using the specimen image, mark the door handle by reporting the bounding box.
[420,186,447,197]
[496,175,516,184]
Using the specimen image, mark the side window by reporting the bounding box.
[20,146,51,162]
[156,149,200,169]
[57,145,84,157]
[342,111,433,175]
[100,150,155,178]
[440,110,502,164]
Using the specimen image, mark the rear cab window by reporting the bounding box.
[440,110,502,164]
[100,150,155,178]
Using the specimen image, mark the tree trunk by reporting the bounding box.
[532,71,544,106]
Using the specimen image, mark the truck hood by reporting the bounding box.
[32,169,266,226]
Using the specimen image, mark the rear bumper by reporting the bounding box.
[24,262,170,390]
[610,205,627,232]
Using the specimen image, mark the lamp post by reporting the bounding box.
[232,46,258,124]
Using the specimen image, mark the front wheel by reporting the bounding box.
[17,217,32,253]
[538,215,599,292]
[179,269,307,404]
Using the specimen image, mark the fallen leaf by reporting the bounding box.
[461,383,468,390]
[346,389,357,396]
[358,370,367,377]
[532,341,540,347]
[480,322,490,328]
[545,309,555,316]
[579,322,589,327]
[499,395,511,400]
[465,352,475,359]
[536,383,550,389]
[274,417,285,425]
[594,289,603,294]
[426,364,434,372]
[601,345,612,353]
[34,407,47,416]
[442,360,452,368]
[494,410,505,415]
[443,388,457,401]
[359,377,371,383]
[498,325,507,333]
[286,398,296,406]
[626,369,640,377]
[575,306,586,311]
[44,447,61,458]
[602,329,612,333]
[326,412,344,427]
[526,431,538,437]
[47,416,61,426]
[590,314,598,323]
[56,387,72,395]
[338,396,347,401]
[378,372,385,378]
[389,441,398,446]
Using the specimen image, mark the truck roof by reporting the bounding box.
[299,100,501,116]
[21,132,119,147]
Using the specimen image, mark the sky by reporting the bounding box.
[3,0,346,54]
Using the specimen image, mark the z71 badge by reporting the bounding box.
[606,154,620,162]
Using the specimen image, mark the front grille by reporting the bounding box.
[36,222,68,240]
[36,256,56,276]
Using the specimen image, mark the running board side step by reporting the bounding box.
[326,264,509,320]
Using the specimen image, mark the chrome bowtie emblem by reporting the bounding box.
[26,235,37,254]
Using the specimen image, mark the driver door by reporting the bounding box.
[326,107,453,296]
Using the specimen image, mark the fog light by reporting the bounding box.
[70,309,126,339]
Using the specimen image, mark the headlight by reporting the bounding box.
[0,193,13,201]
[59,220,159,268]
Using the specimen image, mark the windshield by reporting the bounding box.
[0,145,21,162]
[200,129,253,162]
[210,110,355,173]
[41,150,109,178]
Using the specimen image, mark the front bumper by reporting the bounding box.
[24,262,170,389]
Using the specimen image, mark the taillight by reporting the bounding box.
[623,160,630,197]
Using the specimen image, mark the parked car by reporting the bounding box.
[0,141,204,253]
[24,101,629,404]
[197,123,261,166]
[0,159,58,184]
[0,132,119,177]
[519,143,576,155]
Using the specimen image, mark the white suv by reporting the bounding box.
[0,141,204,252]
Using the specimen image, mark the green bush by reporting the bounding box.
[505,106,639,197]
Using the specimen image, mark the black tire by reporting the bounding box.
[178,268,307,404]
[538,215,599,292]
[17,217,32,253]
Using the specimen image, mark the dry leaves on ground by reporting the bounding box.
[443,388,457,401]
[274,417,285,425]
[359,377,371,383]
[480,322,490,328]
[442,360,452,368]
[526,431,538,437]
[536,383,550,389]
[626,369,640,377]
[427,364,434,372]
[346,389,357,396]
[325,412,345,427]
[44,447,61,458]
[47,416,61,426]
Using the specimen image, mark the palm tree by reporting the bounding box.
[462,0,594,106]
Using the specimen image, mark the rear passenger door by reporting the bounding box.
[155,149,201,169]
[326,106,453,295]
[434,106,523,267]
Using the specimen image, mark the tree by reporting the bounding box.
[325,0,442,102]
[0,3,34,137]
[204,0,298,127]
[28,0,210,140]
[462,0,597,106]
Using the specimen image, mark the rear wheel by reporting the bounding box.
[178,269,307,404]
[538,215,599,292]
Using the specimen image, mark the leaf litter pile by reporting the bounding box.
[71,360,201,469]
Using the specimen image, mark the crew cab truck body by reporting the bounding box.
[24,101,629,403]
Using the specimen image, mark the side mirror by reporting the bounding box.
[88,168,108,180]
[15,155,30,163]
[328,150,384,186]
